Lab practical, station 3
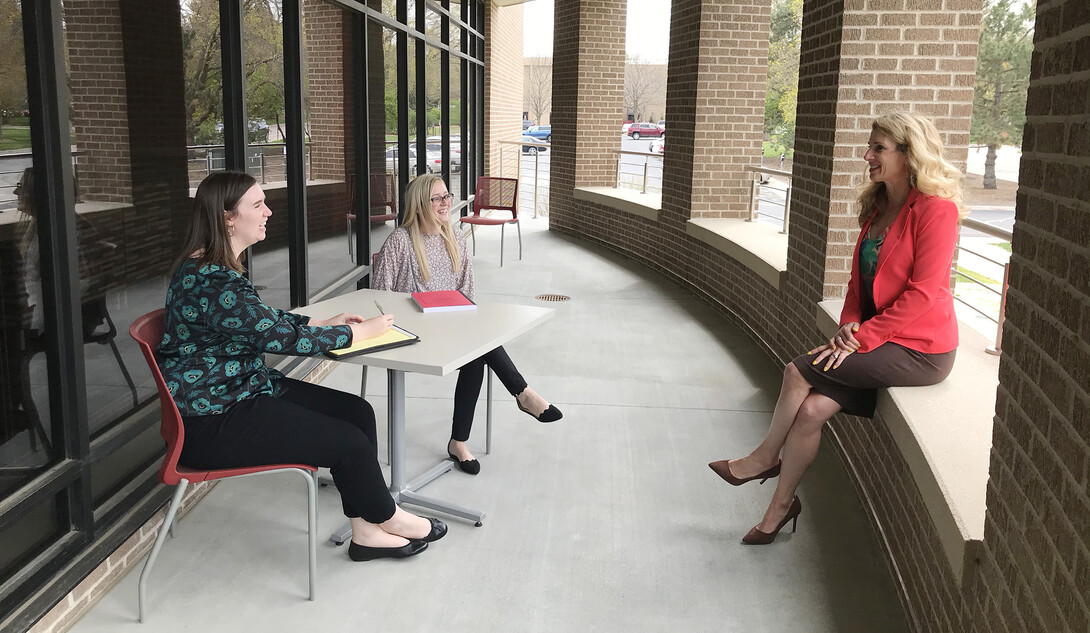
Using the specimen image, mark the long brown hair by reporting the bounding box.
[400,174,461,282]
[857,112,965,227]
[174,171,257,273]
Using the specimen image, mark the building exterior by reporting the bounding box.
[3,0,1088,632]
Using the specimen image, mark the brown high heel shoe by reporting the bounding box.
[708,459,781,486]
[741,495,802,545]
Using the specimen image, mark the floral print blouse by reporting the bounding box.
[371,228,475,300]
[158,258,353,417]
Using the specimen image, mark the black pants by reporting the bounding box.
[452,345,527,441]
[181,378,395,523]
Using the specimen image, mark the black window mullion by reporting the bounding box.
[459,1,468,204]
[415,1,426,177]
[220,0,247,171]
[22,0,92,540]
[396,6,409,218]
[283,0,309,307]
[440,1,450,184]
[352,12,371,283]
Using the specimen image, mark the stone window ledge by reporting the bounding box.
[188,178,343,198]
[686,218,787,289]
[572,186,661,221]
[818,299,996,587]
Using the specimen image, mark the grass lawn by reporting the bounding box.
[0,127,32,152]
[956,265,999,286]
[763,141,793,159]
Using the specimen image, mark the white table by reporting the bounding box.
[298,288,554,541]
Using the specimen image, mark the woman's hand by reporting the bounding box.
[311,312,366,328]
[808,340,854,371]
[832,322,861,353]
[350,314,394,341]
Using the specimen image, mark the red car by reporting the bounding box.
[627,122,664,139]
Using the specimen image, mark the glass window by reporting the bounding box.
[365,20,401,263]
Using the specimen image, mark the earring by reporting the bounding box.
[228,226,235,237]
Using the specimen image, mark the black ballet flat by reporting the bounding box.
[422,517,448,542]
[348,539,427,561]
[517,401,563,423]
[448,451,481,475]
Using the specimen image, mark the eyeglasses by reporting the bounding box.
[430,193,454,205]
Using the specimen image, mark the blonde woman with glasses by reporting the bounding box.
[373,174,562,476]
[709,112,964,544]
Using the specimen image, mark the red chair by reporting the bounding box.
[460,177,521,267]
[348,173,398,263]
[129,310,317,622]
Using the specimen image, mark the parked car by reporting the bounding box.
[525,125,551,142]
[521,135,549,155]
[426,135,461,172]
[627,122,663,140]
[385,145,443,174]
[522,119,534,130]
[622,122,634,134]
[649,138,664,155]
[657,120,666,129]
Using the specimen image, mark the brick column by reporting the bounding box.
[304,0,351,182]
[484,2,523,178]
[790,0,981,304]
[547,0,626,229]
[65,0,133,204]
[974,1,1090,631]
[663,0,771,220]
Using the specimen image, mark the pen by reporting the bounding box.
[374,300,385,315]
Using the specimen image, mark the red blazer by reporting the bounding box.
[840,189,960,354]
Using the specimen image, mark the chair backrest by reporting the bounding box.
[472,177,518,220]
[370,173,396,215]
[129,309,187,485]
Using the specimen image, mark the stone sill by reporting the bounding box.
[188,178,342,198]
[572,186,661,221]
[686,218,787,289]
[818,299,996,587]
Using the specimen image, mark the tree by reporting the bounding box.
[524,57,551,125]
[0,0,27,137]
[624,55,664,122]
[970,0,1034,189]
[764,0,801,148]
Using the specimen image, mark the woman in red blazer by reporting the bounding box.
[709,112,965,544]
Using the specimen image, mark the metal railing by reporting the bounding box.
[746,165,792,234]
[954,217,1012,355]
[186,142,312,187]
[497,139,550,219]
[613,149,662,194]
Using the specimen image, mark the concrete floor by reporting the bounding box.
[70,215,910,633]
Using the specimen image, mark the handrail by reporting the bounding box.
[954,217,1013,355]
[612,149,661,194]
[497,139,548,218]
[746,164,792,234]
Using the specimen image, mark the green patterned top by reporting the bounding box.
[158,258,352,416]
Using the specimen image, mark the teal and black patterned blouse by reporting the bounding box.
[158,258,353,417]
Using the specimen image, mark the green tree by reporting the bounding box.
[0,0,28,138]
[970,0,1034,189]
[764,0,801,148]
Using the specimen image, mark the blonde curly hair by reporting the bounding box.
[857,111,965,227]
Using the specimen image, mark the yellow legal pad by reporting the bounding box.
[323,325,419,359]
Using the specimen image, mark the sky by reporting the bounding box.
[522,0,671,63]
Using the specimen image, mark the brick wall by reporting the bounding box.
[484,2,523,178]
[65,0,133,204]
[304,0,351,182]
[549,1,992,632]
[973,1,1090,631]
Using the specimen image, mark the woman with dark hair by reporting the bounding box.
[158,171,445,561]
[372,174,561,476]
[708,112,964,544]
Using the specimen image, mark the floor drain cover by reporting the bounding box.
[535,293,570,302]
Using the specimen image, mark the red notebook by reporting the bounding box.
[411,290,477,313]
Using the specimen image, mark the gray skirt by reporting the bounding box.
[791,342,956,418]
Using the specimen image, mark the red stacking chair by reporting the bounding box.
[460,176,521,267]
[129,310,318,623]
[348,173,398,263]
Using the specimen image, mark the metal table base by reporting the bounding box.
[327,369,485,546]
